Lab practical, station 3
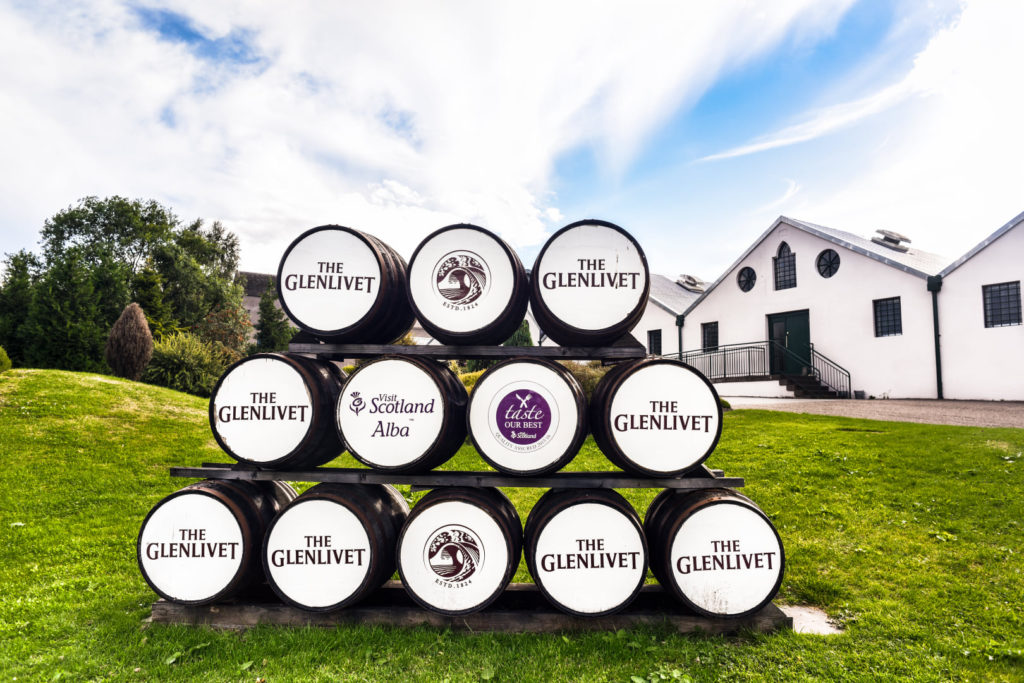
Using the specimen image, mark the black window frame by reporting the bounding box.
[873,297,902,337]
[982,281,1022,328]
[773,242,797,290]
[701,321,719,352]
[816,249,841,278]
[647,329,662,356]
[737,266,756,292]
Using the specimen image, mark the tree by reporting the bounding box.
[131,263,177,340]
[105,303,153,380]
[254,277,295,352]
[195,302,252,361]
[466,320,534,373]
[24,248,106,371]
[0,250,40,367]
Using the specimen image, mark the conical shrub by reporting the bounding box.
[105,302,153,380]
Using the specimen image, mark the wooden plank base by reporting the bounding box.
[149,582,791,634]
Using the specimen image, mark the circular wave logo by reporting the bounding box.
[424,525,482,585]
[433,251,490,309]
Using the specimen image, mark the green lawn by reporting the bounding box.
[1,369,1022,682]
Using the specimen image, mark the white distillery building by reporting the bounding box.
[677,217,950,399]
[936,211,1024,401]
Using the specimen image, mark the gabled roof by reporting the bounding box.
[648,274,702,315]
[939,209,1024,278]
[240,271,273,298]
[683,216,949,317]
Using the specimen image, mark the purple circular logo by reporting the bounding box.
[495,389,552,445]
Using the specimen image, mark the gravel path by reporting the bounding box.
[725,397,1024,429]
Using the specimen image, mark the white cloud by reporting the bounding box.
[0,0,855,271]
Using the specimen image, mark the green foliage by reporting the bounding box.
[142,332,226,397]
[23,247,107,372]
[254,277,295,352]
[105,303,153,381]
[466,320,533,372]
[0,346,10,373]
[720,397,732,411]
[560,359,611,401]
[195,302,251,358]
[2,372,1024,681]
[0,250,38,366]
[459,369,485,392]
[131,263,177,340]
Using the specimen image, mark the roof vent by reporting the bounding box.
[676,274,706,293]
[871,229,911,253]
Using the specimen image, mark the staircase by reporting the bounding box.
[775,374,839,399]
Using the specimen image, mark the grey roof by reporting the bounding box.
[240,271,274,298]
[648,273,702,315]
[683,216,949,317]
[939,209,1024,278]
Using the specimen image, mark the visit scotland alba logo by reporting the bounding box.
[433,251,490,310]
[425,525,482,586]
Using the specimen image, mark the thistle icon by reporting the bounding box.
[349,392,365,416]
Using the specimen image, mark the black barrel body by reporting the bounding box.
[397,487,522,615]
[407,224,530,345]
[262,483,409,611]
[277,225,414,343]
[137,479,297,605]
[467,358,587,475]
[529,219,650,346]
[524,488,647,616]
[590,358,722,476]
[210,353,346,468]
[644,488,784,618]
[336,356,467,473]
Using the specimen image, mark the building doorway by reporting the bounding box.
[767,309,811,375]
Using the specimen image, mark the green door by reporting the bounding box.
[768,310,811,375]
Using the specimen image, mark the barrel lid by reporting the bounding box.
[277,225,386,336]
[529,493,647,616]
[531,220,649,337]
[209,354,317,466]
[398,499,513,615]
[468,358,585,475]
[263,497,374,611]
[137,489,247,605]
[604,359,723,476]
[337,356,448,470]
[407,224,520,337]
[665,498,784,618]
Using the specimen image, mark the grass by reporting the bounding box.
[0,368,1022,681]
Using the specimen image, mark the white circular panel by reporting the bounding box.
[609,364,720,473]
[409,228,516,333]
[265,499,372,609]
[279,229,383,333]
[139,493,244,602]
[533,503,645,614]
[469,362,578,472]
[669,503,783,616]
[399,501,510,613]
[338,360,445,468]
[535,224,646,330]
[212,357,314,463]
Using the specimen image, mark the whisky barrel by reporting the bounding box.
[397,487,522,615]
[137,479,297,605]
[262,483,409,611]
[590,358,722,476]
[524,488,647,616]
[467,358,587,475]
[406,224,530,345]
[644,488,784,618]
[210,353,346,468]
[277,225,414,343]
[336,356,467,473]
[530,220,650,346]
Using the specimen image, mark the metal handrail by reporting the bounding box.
[672,340,851,398]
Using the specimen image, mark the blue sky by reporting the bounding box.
[1,1,1020,281]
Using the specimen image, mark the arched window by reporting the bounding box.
[773,242,796,290]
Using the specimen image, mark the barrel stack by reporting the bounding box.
[140,219,786,625]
